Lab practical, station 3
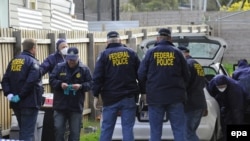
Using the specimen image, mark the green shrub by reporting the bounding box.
[223,63,234,76]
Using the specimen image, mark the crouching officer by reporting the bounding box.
[49,47,93,141]
[207,74,246,141]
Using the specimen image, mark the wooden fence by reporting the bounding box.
[0,24,209,136]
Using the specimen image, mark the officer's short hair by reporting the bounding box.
[22,38,37,51]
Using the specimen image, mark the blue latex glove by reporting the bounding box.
[68,85,76,96]
[63,84,76,95]
[64,86,70,95]
[11,95,20,103]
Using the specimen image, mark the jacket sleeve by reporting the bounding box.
[92,52,105,97]
[49,64,63,89]
[81,67,93,92]
[138,50,151,93]
[178,51,190,86]
[40,56,53,76]
[1,63,12,96]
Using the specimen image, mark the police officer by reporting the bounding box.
[232,59,250,80]
[92,31,142,141]
[138,28,190,141]
[49,47,93,141]
[178,46,207,141]
[232,59,250,99]
[1,38,44,141]
[41,38,69,75]
[40,38,69,141]
[207,74,245,141]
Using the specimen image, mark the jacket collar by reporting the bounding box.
[106,43,123,49]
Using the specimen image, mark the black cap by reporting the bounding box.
[158,28,171,36]
[107,31,119,39]
[65,47,79,60]
[178,46,190,53]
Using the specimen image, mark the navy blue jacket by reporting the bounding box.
[207,75,245,124]
[232,67,250,81]
[40,51,65,75]
[185,56,207,112]
[138,40,190,105]
[232,59,250,81]
[92,43,141,106]
[1,51,44,109]
[49,61,93,113]
[232,61,250,99]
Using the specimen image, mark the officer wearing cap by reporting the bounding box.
[207,74,246,141]
[49,47,93,141]
[40,38,69,141]
[92,31,142,141]
[178,46,207,141]
[138,28,190,141]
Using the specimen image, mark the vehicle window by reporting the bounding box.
[203,66,217,81]
[144,39,221,60]
[203,67,217,75]
[173,42,220,59]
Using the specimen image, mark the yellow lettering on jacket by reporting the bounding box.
[153,52,175,66]
[10,59,24,71]
[109,51,129,66]
[194,63,205,76]
[59,72,67,76]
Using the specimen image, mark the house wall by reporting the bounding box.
[8,0,78,30]
[0,0,9,27]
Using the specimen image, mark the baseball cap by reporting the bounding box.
[178,46,190,53]
[65,47,79,61]
[107,31,119,39]
[158,28,171,36]
[56,38,67,49]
